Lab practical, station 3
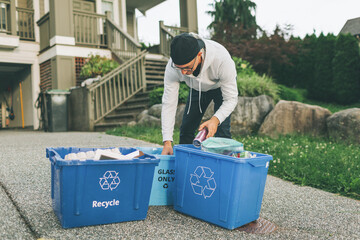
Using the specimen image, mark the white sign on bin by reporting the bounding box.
[190,166,217,199]
[99,171,121,191]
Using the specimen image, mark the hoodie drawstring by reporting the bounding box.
[198,80,202,113]
[186,78,202,115]
[187,79,193,115]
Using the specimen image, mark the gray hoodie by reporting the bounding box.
[161,34,238,142]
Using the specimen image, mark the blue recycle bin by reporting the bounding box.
[173,145,272,230]
[136,147,175,206]
[46,147,159,228]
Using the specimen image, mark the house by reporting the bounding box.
[339,17,360,39]
[0,0,199,131]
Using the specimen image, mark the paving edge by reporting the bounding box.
[0,181,39,239]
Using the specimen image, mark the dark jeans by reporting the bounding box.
[179,88,231,144]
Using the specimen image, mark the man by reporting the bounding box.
[161,33,238,155]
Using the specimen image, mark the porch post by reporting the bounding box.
[9,0,17,35]
[118,0,127,31]
[49,0,75,46]
[179,0,198,33]
[126,8,137,40]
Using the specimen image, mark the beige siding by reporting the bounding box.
[40,0,45,16]
[51,56,75,89]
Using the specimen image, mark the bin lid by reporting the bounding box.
[46,89,70,95]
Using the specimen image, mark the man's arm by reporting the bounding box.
[161,62,180,154]
[213,57,238,125]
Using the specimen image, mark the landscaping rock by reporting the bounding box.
[202,101,215,121]
[143,95,273,134]
[175,104,186,127]
[231,95,274,135]
[201,95,274,135]
[148,104,162,118]
[137,115,161,127]
[127,121,137,127]
[136,110,148,121]
[259,100,331,138]
[327,108,360,144]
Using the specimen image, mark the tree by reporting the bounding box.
[208,0,258,38]
[309,33,336,101]
[295,34,317,89]
[332,34,360,104]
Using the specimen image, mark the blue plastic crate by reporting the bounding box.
[136,147,175,206]
[173,145,272,230]
[46,147,159,228]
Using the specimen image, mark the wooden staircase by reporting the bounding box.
[94,57,168,131]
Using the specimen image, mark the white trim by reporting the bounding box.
[39,45,112,63]
[31,60,40,130]
[38,46,56,63]
[96,0,101,14]
[119,0,127,31]
[44,0,49,13]
[33,0,40,42]
[0,35,20,49]
[113,0,119,26]
[49,36,76,46]
[0,42,39,64]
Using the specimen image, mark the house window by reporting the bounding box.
[0,3,7,32]
[101,0,113,19]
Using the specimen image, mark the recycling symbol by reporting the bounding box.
[190,166,216,199]
[99,171,120,191]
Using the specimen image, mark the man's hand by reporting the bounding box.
[198,116,220,139]
[161,140,173,155]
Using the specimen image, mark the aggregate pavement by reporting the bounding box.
[0,130,359,239]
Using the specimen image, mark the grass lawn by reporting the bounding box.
[107,126,360,200]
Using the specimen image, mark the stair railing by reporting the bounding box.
[159,20,188,57]
[106,15,141,62]
[88,50,147,124]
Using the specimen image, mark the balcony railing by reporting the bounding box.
[73,10,107,48]
[0,1,35,41]
[16,7,35,40]
[159,20,188,57]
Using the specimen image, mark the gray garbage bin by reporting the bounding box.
[45,90,70,132]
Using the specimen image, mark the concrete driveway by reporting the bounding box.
[0,130,359,239]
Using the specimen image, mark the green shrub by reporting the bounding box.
[178,83,189,104]
[149,87,164,106]
[149,83,189,106]
[293,34,317,89]
[278,85,307,102]
[80,55,119,79]
[310,33,336,102]
[237,73,279,101]
[332,34,360,104]
[232,56,256,76]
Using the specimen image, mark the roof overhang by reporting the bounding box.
[126,0,166,15]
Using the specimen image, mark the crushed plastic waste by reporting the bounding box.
[201,137,244,155]
[64,148,144,161]
[230,151,256,158]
